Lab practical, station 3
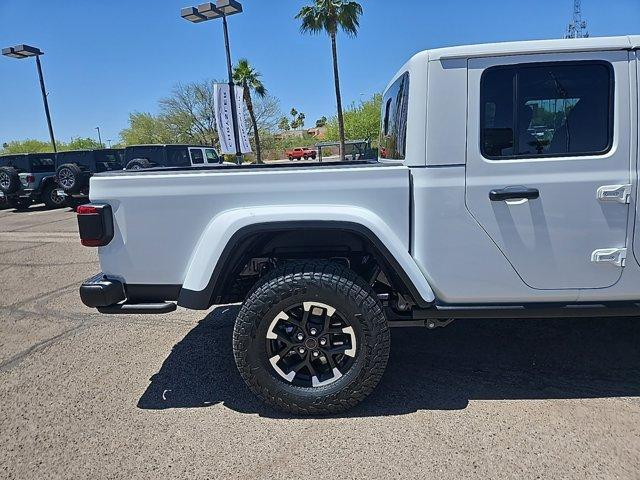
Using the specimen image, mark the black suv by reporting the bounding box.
[55,149,124,204]
[123,144,221,169]
[0,153,63,210]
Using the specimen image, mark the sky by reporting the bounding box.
[0,0,638,146]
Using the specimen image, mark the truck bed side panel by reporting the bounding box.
[90,165,411,286]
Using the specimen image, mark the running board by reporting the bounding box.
[97,302,177,315]
[413,303,640,320]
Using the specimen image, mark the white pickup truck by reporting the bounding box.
[78,36,640,414]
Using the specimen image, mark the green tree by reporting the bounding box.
[63,137,102,151]
[290,109,306,129]
[278,117,291,131]
[315,116,328,128]
[119,112,176,145]
[0,139,54,154]
[297,0,363,160]
[325,93,382,144]
[233,59,267,164]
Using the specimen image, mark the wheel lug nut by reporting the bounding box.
[298,347,305,355]
[320,338,327,346]
[296,333,304,341]
[310,328,317,335]
[312,351,319,357]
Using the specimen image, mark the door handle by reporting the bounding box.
[489,186,540,202]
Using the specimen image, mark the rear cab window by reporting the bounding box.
[190,148,205,165]
[480,61,614,159]
[30,156,55,173]
[380,72,410,160]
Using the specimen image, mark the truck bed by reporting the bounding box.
[90,162,411,287]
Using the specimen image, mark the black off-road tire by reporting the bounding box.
[41,183,65,209]
[56,163,84,194]
[233,261,390,415]
[0,167,21,194]
[125,158,153,170]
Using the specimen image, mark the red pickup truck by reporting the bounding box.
[286,147,317,161]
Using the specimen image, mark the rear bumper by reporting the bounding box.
[80,273,178,314]
[80,273,126,307]
[0,189,39,200]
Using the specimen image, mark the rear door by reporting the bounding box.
[466,50,632,291]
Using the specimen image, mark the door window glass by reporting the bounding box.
[481,62,613,159]
[205,149,219,163]
[190,149,205,165]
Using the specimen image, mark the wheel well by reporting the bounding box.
[207,225,417,307]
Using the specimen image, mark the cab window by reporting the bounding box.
[380,72,410,160]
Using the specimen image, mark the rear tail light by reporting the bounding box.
[77,204,114,247]
[26,174,35,183]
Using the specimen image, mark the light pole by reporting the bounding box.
[2,44,57,153]
[181,0,244,165]
[95,126,103,147]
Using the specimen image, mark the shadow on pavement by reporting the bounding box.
[137,305,640,417]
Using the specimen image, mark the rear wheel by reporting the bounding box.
[56,164,84,194]
[233,261,390,415]
[125,158,153,170]
[42,183,65,209]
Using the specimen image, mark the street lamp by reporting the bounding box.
[95,126,103,148]
[181,0,244,164]
[2,44,57,153]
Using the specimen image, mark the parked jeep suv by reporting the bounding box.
[55,149,124,205]
[123,144,221,170]
[0,153,63,209]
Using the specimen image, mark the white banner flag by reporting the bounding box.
[213,83,252,155]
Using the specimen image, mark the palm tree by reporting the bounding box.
[297,0,363,161]
[232,59,267,164]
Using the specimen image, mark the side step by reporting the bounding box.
[98,302,177,315]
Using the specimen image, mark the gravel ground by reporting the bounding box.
[0,206,639,479]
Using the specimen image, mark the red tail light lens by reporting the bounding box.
[26,174,35,183]
[77,204,114,247]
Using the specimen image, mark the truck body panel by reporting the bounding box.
[90,163,420,290]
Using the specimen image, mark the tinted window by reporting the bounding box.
[30,156,55,173]
[481,62,613,159]
[380,72,410,160]
[205,149,219,163]
[163,147,188,167]
[190,149,204,165]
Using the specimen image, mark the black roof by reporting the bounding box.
[125,144,215,148]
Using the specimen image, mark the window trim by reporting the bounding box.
[479,60,615,161]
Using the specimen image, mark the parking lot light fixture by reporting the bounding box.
[197,2,222,19]
[2,44,57,152]
[2,47,26,59]
[215,0,243,16]
[181,6,207,23]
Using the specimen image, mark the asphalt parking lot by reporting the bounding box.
[1,206,639,479]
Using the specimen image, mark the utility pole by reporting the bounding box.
[565,0,589,39]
